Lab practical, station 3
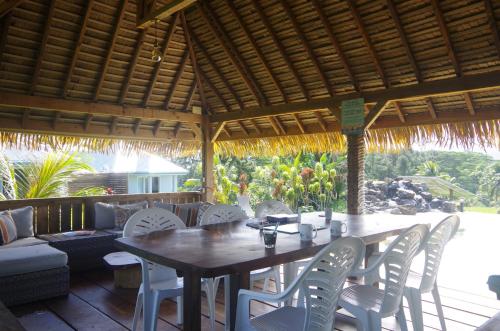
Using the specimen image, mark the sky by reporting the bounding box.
[412,142,500,159]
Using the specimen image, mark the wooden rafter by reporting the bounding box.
[153,120,162,136]
[0,0,24,17]
[393,101,406,123]
[62,0,94,97]
[211,70,500,122]
[278,0,333,96]
[269,117,282,136]
[237,121,249,136]
[463,92,476,115]
[292,113,306,134]
[136,0,196,29]
[110,116,118,134]
[133,118,142,134]
[22,110,30,128]
[273,117,286,135]
[181,12,207,111]
[430,0,461,76]
[387,0,421,83]
[347,0,389,88]
[211,121,226,142]
[164,49,189,110]
[30,0,57,95]
[251,0,308,99]
[0,13,12,64]
[198,67,231,111]
[250,119,261,134]
[0,92,203,124]
[364,101,389,129]
[52,111,61,129]
[310,0,358,92]
[191,30,243,109]
[426,98,437,119]
[225,0,287,102]
[119,29,146,104]
[483,0,500,57]
[184,81,196,110]
[198,2,266,106]
[173,122,181,137]
[84,114,93,131]
[215,109,500,141]
[94,0,128,101]
[143,13,180,106]
[314,112,328,132]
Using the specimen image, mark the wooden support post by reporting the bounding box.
[202,116,214,203]
[346,134,365,215]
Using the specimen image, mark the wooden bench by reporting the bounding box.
[0,301,25,331]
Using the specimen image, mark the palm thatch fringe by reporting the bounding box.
[215,120,500,157]
[0,132,201,157]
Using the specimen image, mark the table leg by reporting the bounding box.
[283,263,296,306]
[183,270,201,331]
[228,272,250,331]
[365,243,379,267]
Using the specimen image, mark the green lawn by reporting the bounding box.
[465,206,498,214]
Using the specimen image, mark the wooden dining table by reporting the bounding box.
[114,211,445,331]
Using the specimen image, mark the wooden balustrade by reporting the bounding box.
[0,192,203,235]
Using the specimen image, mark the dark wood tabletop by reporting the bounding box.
[114,211,446,331]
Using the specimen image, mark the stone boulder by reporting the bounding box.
[398,205,417,215]
[442,201,457,213]
[397,188,416,200]
[430,198,443,209]
[420,191,433,202]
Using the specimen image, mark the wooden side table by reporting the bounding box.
[103,251,141,288]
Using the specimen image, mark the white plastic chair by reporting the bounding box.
[338,224,429,331]
[403,215,460,331]
[200,204,282,328]
[123,208,215,331]
[254,200,293,218]
[237,195,255,218]
[235,237,365,331]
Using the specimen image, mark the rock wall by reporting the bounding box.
[365,178,458,215]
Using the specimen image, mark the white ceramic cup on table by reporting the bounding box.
[330,220,347,237]
[299,223,317,241]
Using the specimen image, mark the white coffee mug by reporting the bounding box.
[330,220,347,237]
[299,223,317,241]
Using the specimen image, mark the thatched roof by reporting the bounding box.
[0,0,499,156]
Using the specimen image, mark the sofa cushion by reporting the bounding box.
[9,206,34,238]
[154,202,212,227]
[0,237,47,249]
[95,201,148,229]
[113,202,147,230]
[0,244,67,277]
[0,212,17,245]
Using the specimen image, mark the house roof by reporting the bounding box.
[0,0,498,156]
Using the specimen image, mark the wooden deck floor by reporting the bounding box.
[9,268,499,331]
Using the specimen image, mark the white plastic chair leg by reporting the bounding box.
[368,311,382,331]
[273,266,282,294]
[263,276,270,292]
[176,295,183,325]
[132,291,143,331]
[204,279,216,330]
[397,301,409,331]
[407,288,424,331]
[151,292,161,331]
[224,275,230,331]
[432,283,447,331]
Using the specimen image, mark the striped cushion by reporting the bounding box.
[154,202,213,227]
[0,212,17,245]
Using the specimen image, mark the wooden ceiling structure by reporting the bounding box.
[0,0,499,156]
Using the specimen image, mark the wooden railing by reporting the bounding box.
[0,192,203,235]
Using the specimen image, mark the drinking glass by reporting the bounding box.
[263,229,277,248]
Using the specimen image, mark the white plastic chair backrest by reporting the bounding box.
[254,200,293,218]
[296,237,365,331]
[419,215,460,293]
[199,204,248,226]
[123,208,186,283]
[237,195,254,218]
[379,224,429,316]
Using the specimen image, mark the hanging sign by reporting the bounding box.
[341,98,365,135]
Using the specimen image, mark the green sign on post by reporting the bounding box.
[341,98,365,135]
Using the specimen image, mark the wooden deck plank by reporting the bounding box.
[12,303,74,331]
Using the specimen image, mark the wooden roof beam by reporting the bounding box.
[292,114,306,134]
[94,0,128,101]
[211,121,226,142]
[0,0,24,17]
[484,0,500,57]
[387,0,421,83]
[119,29,146,104]
[52,111,61,129]
[210,70,500,122]
[84,114,93,131]
[181,12,207,111]
[347,0,389,88]
[133,118,142,134]
[430,0,461,76]
[310,0,358,92]
[0,13,12,64]
[62,0,95,98]
[269,117,282,136]
[153,120,162,136]
[225,0,288,103]
[0,92,202,124]
[164,49,189,110]
[198,66,232,111]
[237,121,249,136]
[364,100,389,129]
[314,112,328,132]
[198,2,266,106]
[393,101,406,123]
[143,13,180,106]
[463,92,476,115]
[191,30,244,109]
[30,0,57,95]
[278,0,333,96]
[250,119,262,134]
[426,98,438,119]
[251,0,308,99]
[184,81,196,111]
[136,0,196,29]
